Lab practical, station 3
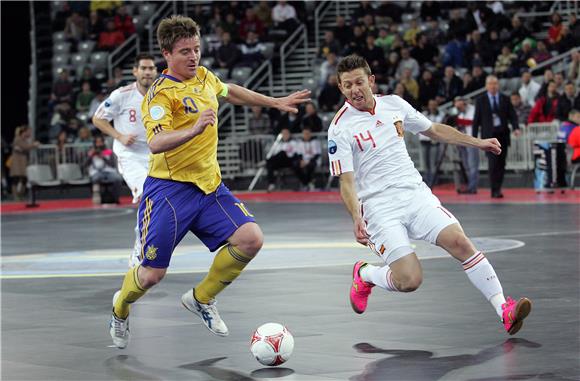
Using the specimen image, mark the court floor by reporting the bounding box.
[2,199,579,380]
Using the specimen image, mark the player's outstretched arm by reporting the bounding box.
[148,109,216,154]
[339,172,368,246]
[422,123,502,155]
[224,84,311,113]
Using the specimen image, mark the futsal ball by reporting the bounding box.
[250,323,294,366]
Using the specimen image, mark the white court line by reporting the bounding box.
[1,208,134,225]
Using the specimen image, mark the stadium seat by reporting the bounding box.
[26,165,60,186]
[57,163,90,185]
[71,52,90,67]
[132,16,145,33]
[301,77,317,93]
[200,57,215,68]
[52,53,70,66]
[90,52,109,71]
[213,68,229,80]
[139,4,156,19]
[77,40,96,54]
[53,31,66,43]
[263,43,275,60]
[52,65,71,79]
[54,41,71,54]
[321,112,335,129]
[231,67,253,85]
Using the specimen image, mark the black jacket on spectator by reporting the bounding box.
[509,25,531,46]
[318,85,342,112]
[377,2,403,23]
[420,1,440,21]
[555,94,580,121]
[418,78,439,107]
[215,42,241,71]
[411,43,439,67]
[333,24,351,47]
[302,114,323,132]
[437,76,463,102]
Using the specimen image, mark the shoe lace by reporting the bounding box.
[112,316,127,336]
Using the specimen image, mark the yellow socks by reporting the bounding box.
[113,265,147,319]
[195,244,252,303]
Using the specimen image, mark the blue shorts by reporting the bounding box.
[138,177,256,268]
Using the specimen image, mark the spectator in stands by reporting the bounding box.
[218,2,247,20]
[454,97,479,194]
[248,106,271,135]
[418,69,439,108]
[51,69,74,104]
[88,89,108,123]
[465,30,492,67]
[466,2,490,34]
[319,52,338,86]
[318,74,343,112]
[396,48,420,80]
[569,14,580,41]
[111,66,126,87]
[471,65,487,90]
[548,12,564,48]
[90,0,122,17]
[443,32,466,68]
[532,41,552,66]
[555,26,576,54]
[75,126,93,143]
[400,68,419,102]
[75,81,95,115]
[301,102,323,133]
[219,13,238,39]
[361,14,377,38]
[472,75,521,198]
[495,46,518,78]
[447,9,467,42]
[420,0,440,21]
[376,0,403,23]
[361,35,386,82]
[461,72,478,95]
[318,30,342,59]
[87,135,122,204]
[343,25,366,56]
[255,1,273,28]
[403,19,420,46]
[556,82,580,121]
[384,51,400,84]
[55,130,70,163]
[508,15,531,47]
[515,40,535,72]
[98,19,125,51]
[393,82,418,108]
[88,10,104,41]
[519,71,541,107]
[9,125,39,200]
[566,110,580,164]
[296,127,321,191]
[351,1,374,24]
[411,33,439,68]
[214,31,241,76]
[374,27,390,53]
[77,67,101,93]
[114,5,135,38]
[437,66,462,103]
[554,72,566,95]
[266,128,300,191]
[271,0,299,34]
[528,80,559,123]
[49,103,75,141]
[238,31,266,70]
[420,99,444,187]
[333,16,350,47]
[510,92,531,125]
[65,118,82,139]
[239,7,265,41]
[64,11,88,43]
[52,1,72,31]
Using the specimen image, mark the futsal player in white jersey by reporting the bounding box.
[92,53,157,267]
[329,55,531,335]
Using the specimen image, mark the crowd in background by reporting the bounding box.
[3,1,580,200]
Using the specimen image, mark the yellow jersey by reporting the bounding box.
[142,67,228,194]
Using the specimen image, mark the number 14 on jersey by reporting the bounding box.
[354,130,376,152]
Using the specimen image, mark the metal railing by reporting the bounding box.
[28,2,37,137]
[439,47,578,113]
[280,23,308,92]
[314,1,334,53]
[242,61,274,131]
[108,34,139,80]
[147,1,177,54]
[29,143,94,174]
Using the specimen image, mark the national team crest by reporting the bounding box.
[393,115,404,137]
[145,245,158,260]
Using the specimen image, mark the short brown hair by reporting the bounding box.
[157,15,201,53]
[134,53,156,68]
[336,55,372,83]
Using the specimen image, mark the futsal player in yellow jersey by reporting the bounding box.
[109,15,310,348]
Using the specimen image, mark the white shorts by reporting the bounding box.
[362,183,458,265]
[117,153,149,203]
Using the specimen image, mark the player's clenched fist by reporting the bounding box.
[192,109,217,136]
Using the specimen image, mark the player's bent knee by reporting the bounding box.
[138,266,166,288]
[231,223,263,257]
[398,275,423,292]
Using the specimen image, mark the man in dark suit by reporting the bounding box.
[473,75,521,198]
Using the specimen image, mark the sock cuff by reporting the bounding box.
[226,244,252,264]
[386,269,399,291]
[132,265,146,291]
[462,251,486,271]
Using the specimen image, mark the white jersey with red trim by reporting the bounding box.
[94,82,149,158]
[327,95,432,202]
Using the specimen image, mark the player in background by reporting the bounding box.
[92,53,158,267]
[328,55,531,335]
[109,15,310,349]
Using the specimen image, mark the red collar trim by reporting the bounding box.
[346,98,376,115]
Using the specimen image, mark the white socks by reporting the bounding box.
[360,264,399,292]
[462,251,506,317]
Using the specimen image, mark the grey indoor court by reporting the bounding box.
[2,201,579,381]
